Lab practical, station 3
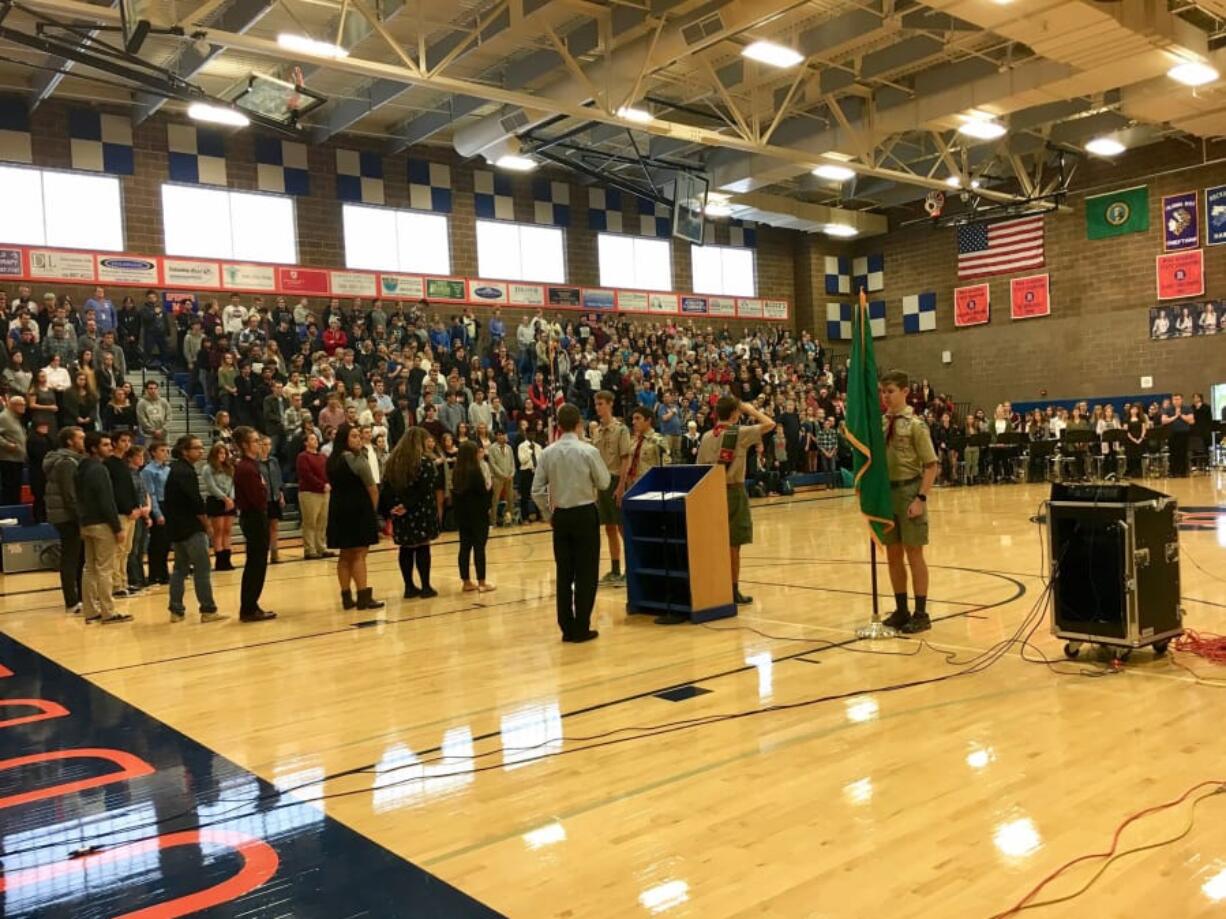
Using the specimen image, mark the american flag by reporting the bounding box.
[956,214,1045,280]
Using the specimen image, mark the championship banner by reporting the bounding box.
[953,283,990,327]
[1162,192,1199,251]
[1206,185,1226,246]
[1010,273,1050,321]
[1156,249,1204,300]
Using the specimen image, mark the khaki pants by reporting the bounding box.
[490,476,513,524]
[299,490,329,557]
[112,516,134,592]
[82,523,117,619]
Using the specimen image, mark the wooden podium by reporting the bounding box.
[621,464,736,622]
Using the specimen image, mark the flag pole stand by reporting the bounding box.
[856,540,897,639]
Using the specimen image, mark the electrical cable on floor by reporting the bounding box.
[990,780,1226,918]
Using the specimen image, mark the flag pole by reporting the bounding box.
[848,284,896,640]
[855,540,895,639]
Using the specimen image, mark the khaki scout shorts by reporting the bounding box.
[882,477,928,547]
[598,474,621,525]
[727,484,753,547]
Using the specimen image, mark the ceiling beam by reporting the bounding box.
[20,0,1030,203]
[130,0,277,124]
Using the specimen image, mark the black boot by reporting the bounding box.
[218,549,235,571]
[341,589,356,610]
[357,587,384,610]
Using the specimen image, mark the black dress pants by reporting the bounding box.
[458,522,489,582]
[147,520,171,582]
[552,504,599,638]
[238,509,269,614]
[52,521,84,608]
[0,460,22,506]
[1170,431,1190,476]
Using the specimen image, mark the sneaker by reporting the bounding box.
[170,610,186,622]
[882,609,911,630]
[67,603,83,616]
[100,613,134,624]
[201,611,228,624]
[600,571,623,584]
[900,612,931,634]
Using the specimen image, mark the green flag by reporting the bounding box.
[1085,185,1148,239]
[844,289,894,544]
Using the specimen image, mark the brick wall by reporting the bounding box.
[827,139,1226,408]
[20,100,799,334]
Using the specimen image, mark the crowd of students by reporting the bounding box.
[2,283,1221,622]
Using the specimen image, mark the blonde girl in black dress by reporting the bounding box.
[382,426,443,599]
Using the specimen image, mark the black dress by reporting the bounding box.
[384,458,440,547]
[326,452,380,549]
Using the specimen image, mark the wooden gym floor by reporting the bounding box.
[3,475,1226,917]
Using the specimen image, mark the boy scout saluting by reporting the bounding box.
[879,370,940,634]
[593,390,631,584]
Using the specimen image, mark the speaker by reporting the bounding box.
[1048,482,1183,655]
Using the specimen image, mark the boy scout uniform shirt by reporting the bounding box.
[884,406,938,481]
[594,419,631,474]
[696,425,765,484]
[624,434,668,490]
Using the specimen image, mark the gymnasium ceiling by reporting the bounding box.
[3,0,1226,233]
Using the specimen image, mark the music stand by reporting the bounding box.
[1028,440,1055,483]
[967,432,991,484]
[1144,425,1171,478]
[1098,429,1126,479]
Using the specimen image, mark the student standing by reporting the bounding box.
[622,406,668,494]
[164,436,223,622]
[878,370,940,634]
[260,435,285,563]
[232,427,276,621]
[44,425,85,614]
[295,430,332,560]
[696,397,775,607]
[125,444,151,592]
[453,441,495,593]
[76,432,132,624]
[326,423,384,610]
[141,441,171,584]
[532,403,610,643]
[515,429,541,524]
[1161,393,1195,477]
[486,429,515,526]
[592,390,631,583]
[382,426,441,599]
[202,442,237,570]
[104,430,140,598]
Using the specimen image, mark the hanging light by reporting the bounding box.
[277,33,349,58]
[1085,137,1126,156]
[1167,60,1219,86]
[742,40,803,69]
[616,106,654,124]
[824,223,858,237]
[495,154,537,172]
[813,164,856,181]
[187,103,249,127]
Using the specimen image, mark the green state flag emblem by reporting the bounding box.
[1086,185,1149,239]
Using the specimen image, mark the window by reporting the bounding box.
[691,244,755,296]
[0,164,124,251]
[161,183,297,263]
[342,203,451,275]
[476,220,564,283]
[598,233,672,290]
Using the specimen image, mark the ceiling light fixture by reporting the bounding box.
[495,154,537,172]
[705,202,732,217]
[187,103,249,127]
[1085,136,1126,157]
[945,175,962,188]
[813,164,856,181]
[957,115,1007,140]
[824,223,858,238]
[1168,60,1219,86]
[616,105,654,124]
[742,40,804,69]
[277,33,349,58]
